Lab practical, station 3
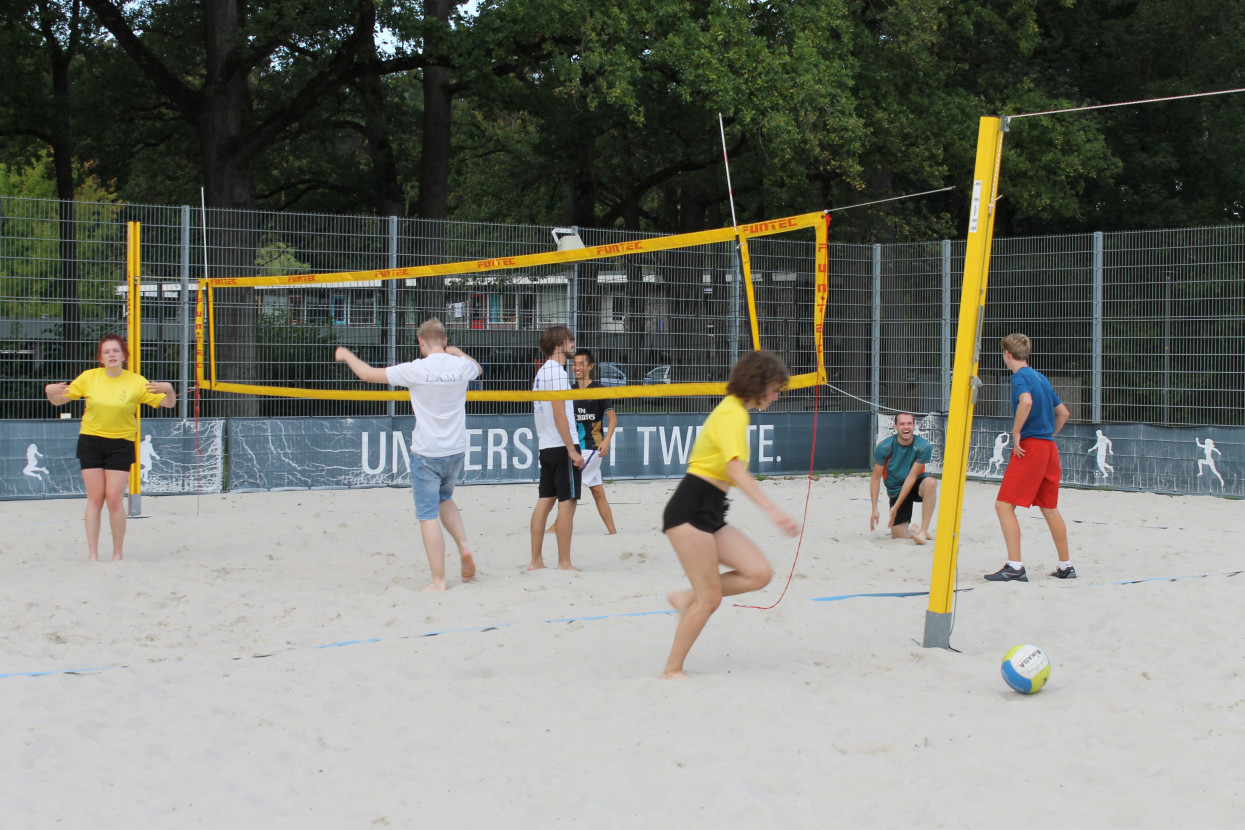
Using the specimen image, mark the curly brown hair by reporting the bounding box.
[726,350,788,404]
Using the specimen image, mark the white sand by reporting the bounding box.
[1,476,1242,827]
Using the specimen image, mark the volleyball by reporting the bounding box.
[1001,644,1051,694]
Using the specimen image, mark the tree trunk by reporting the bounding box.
[200,0,259,416]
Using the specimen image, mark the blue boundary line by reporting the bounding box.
[4,571,1240,680]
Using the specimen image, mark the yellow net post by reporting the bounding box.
[737,237,762,351]
[126,221,143,517]
[924,117,1007,649]
[814,214,830,384]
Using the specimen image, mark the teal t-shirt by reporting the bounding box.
[873,434,932,498]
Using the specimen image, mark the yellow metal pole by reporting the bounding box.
[195,280,206,386]
[737,237,762,351]
[126,222,143,514]
[924,116,1006,649]
[814,215,830,383]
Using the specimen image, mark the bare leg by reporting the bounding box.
[995,500,1022,563]
[1039,506,1070,564]
[662,525,771,679]
[82,469,105,562]
[590,485,617,534]
[438,499,475,581]
[554,498,578,570]
[418,518,448,591]
[103,470,128,561]
[913,479,937,545]
[529,497,556,570]
[662,525,723,679]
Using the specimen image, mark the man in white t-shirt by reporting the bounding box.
[336,317,481,591]
[529,324,585,571]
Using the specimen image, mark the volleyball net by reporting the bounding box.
[194,211,830,406]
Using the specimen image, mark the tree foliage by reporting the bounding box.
[0,0,1240,241]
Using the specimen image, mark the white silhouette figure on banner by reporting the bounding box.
[987,432,1010,477]
[1195,437,1224,486]
[23,443,50,479]
[1088,430,1114,478]
[140,434,160,482]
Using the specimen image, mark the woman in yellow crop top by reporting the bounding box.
[660,350,798,679]
[45,334,176,561]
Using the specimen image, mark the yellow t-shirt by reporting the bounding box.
[65,368,167,440]
[686,395,750,484]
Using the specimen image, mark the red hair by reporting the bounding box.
[97,334,130,364]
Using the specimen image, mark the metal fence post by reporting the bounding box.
[179,205,191,421]
[387,215,399,418]
[941,239,952,412]
[871,243,881,412]
[1092,231,1103,423]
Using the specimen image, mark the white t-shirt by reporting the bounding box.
[532,358,580,450]
[386,352,480,457]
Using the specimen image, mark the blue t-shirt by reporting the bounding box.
[872,434,932,498]
[1011,366,1062,440]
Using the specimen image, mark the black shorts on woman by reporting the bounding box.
[76,434,136,471]
[662,473,730,534]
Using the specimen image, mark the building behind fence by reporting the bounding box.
[2,195,1243,498]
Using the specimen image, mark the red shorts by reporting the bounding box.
[997,437,1061,509]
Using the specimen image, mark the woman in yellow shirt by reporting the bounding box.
[45,334,176,561]
[661,350,798,678]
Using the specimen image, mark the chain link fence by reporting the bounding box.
[3,195,1243,427]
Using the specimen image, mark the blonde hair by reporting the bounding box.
[1000,333,1031,361]
[417,317,447,343]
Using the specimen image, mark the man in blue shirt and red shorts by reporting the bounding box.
[985,333,1075,582]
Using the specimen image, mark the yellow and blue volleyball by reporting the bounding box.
[1001,644,1051,694]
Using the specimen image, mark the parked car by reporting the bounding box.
[643,365,672,385]
[597,362,627,387]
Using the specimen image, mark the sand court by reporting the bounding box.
[1,477,1242,826]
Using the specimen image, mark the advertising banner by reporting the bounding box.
[875,414,1243,498]
[226,411,871,492]
[0,418,225,499]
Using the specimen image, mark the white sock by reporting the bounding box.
[1009,562,1024,570]
[1058,562,1073,571]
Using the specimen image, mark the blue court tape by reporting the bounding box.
[812,590,932,602]
[546,609,673,623]
[4,571,1240,680]
[0,665,125,679]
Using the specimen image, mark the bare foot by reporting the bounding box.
[89,556,99,562]
[556,563,581,571]
[912,531,928,546]
[661,669,689,680]
[666,590,692,616]
[461,552,476,581]
[112,555,123,561]
[527,561,546,572]
[604,530,617,535]
[419,580,449,592]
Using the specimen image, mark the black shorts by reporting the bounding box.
[77,434,135,472]
[662,474,730,534]
[888,474,928,525]
[538,446,582,502]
